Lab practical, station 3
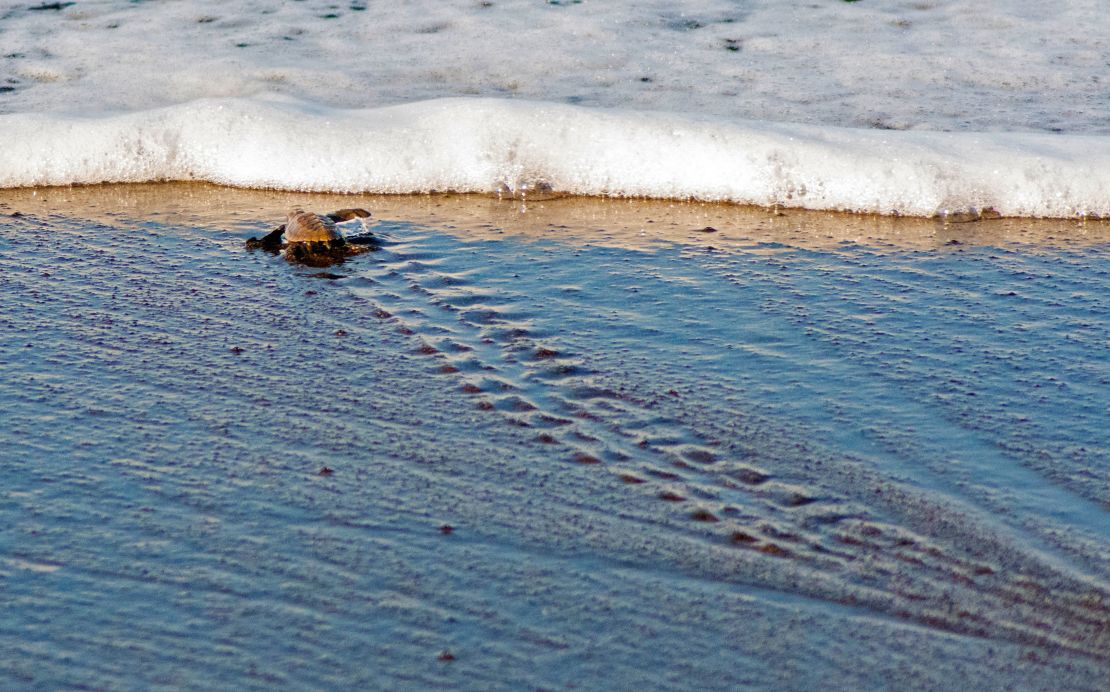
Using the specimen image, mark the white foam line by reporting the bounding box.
[5,96,1109,218]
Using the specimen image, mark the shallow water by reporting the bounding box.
[1,187,1108,689]
[4,0,1108,135]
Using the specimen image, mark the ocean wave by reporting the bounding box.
[6,95,1109,218]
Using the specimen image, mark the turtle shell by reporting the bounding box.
[284,209,342,243]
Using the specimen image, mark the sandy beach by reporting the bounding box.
[5,0,1110,687]
[2,184,1108,688]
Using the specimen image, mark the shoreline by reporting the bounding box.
[4,182,1110,252]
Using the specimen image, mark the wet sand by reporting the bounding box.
[4,182,1110,251]
[2,184,1108,689]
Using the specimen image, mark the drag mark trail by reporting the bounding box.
[342,223,1110,659]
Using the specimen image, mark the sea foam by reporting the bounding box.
[4,96,1109,218]
[4,0,1108,136]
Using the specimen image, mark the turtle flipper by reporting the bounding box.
[326,208,372,222]
[246,225,286,253]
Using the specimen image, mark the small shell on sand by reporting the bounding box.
[284,209,341,243]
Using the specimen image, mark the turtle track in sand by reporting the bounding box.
[5,204,1108,688]
[333,222,1110,662]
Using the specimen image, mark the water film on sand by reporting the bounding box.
[2,184,1108,689]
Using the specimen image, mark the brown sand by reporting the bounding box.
[3,182,1109,252]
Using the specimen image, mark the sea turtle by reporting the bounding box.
[246,208,378,266]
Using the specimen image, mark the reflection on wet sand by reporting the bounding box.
[3,182,1109,252]
[3,182,1109,687]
